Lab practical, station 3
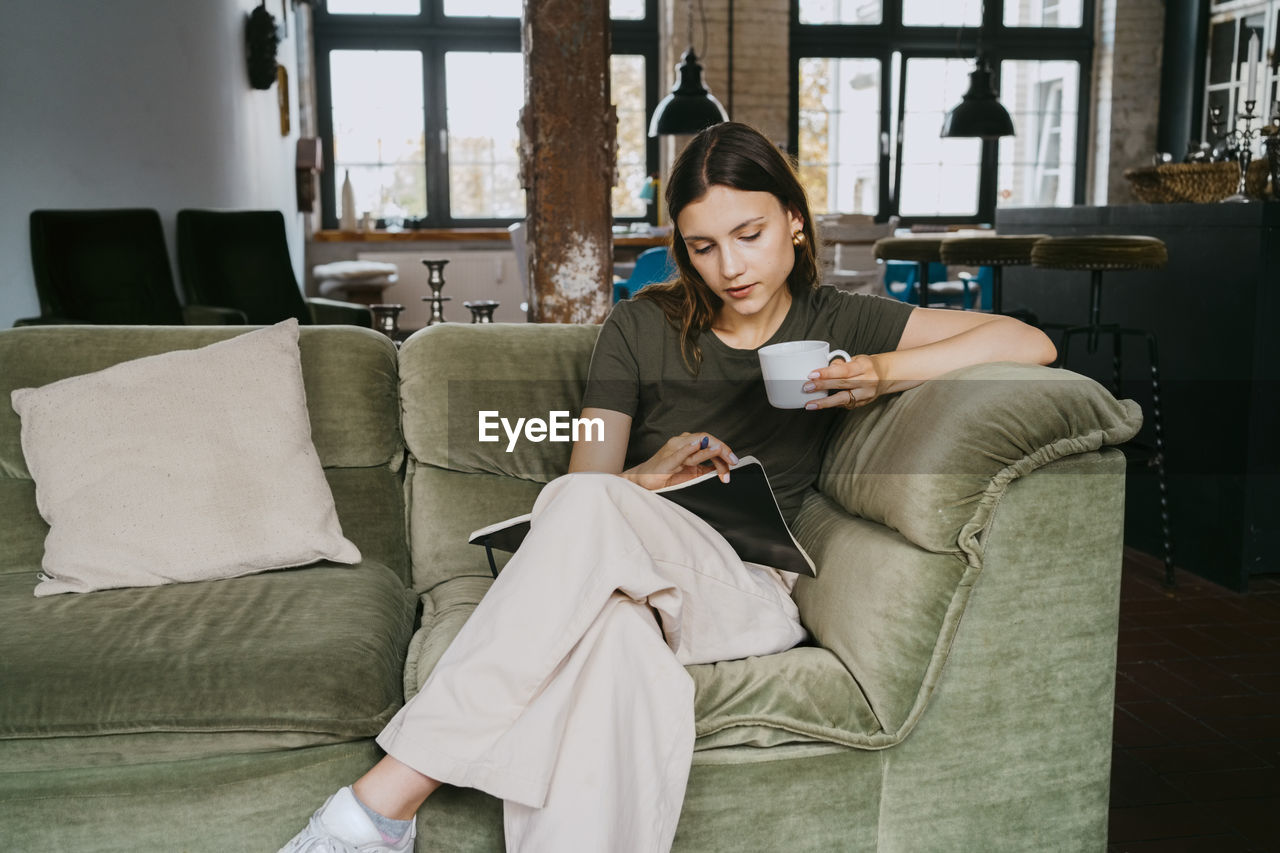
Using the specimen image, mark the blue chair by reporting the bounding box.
[884,260,987,309]
[615,246,675,301]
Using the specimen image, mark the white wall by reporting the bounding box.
[0,0,302,327]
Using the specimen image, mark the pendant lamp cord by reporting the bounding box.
[699,0,708,57]
[684,0,709,57]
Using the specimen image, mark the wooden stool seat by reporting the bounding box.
[873,236,945,264]
[940,234,1045,267]
[940,234,1048,315]
[1030,235,1168,272]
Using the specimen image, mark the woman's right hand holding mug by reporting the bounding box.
[623,432,739,491]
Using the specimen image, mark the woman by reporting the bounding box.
[281,122,1055,853]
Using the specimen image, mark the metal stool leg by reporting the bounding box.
[990,265,1004,314]
[916,261,931,307]
[1111,326,1124,397]
[1061,322,1175,588]
[1137,329,1174,587]
[1057,325,1078,369]
[1087,269,1104,353]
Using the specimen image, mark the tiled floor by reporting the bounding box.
[1108,549,1280,851]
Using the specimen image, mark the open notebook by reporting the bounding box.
[467,456,815,578]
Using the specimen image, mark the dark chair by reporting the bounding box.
[1032,234,1174,585]
[177,209,371,327]
[19,209,244,327]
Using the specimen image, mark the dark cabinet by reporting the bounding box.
[996,203,1279,592]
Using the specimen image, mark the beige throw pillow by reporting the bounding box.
[11,319,360,596]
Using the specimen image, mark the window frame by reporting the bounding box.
[789,0,1095,225]
[314,1,659,229]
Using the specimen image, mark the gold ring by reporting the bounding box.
[842,390,858,410]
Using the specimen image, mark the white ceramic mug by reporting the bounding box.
[758,340,852,409]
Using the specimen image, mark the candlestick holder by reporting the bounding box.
[1263,103,1280,201]
[464,300,500,323]
[1222,100,1261,203]
[370,303,404,337]
[421,259,451,325]
[1209,106,1232,161]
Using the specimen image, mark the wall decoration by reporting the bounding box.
[277,66,291,135]
[245,2,280,90]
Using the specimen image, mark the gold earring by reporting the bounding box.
[792,230,806,247]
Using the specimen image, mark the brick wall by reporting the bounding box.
[658,0,790,180]
[1092,0,1166,204]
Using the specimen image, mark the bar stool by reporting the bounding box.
[873,236,945,307]
[939,234,1047,318]
[1031,234,1174,585]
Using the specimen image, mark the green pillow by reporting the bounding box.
[818,362,1143,561]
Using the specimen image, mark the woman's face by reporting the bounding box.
[676,185,803,322]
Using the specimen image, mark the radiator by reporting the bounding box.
[357,250,527,327]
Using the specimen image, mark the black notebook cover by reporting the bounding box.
[467,457,815,577]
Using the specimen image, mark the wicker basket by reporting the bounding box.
[1124,161,1269,203]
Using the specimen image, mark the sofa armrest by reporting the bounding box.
[788,363,1140,736]
[182,304,247,325]
[868,448,1127,849]
[308,298,373,327]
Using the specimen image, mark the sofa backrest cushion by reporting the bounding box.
[398,323,599,592]
[0,325,408,583]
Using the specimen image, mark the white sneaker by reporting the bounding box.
[278,786,416,853]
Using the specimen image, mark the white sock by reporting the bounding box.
[317,787,394,845]
[351,788,415,842]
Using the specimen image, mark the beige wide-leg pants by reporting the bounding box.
[377,473,806,852]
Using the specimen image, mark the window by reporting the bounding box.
[329,50,427,223]
[902,0,980,28]
[1203,2,1277,146]
[315,0,657,229]
[998,59,1080,208]
[797,57,882,215]
[445,52,525,219]
[897,58,983,217]
[792,0,1093,224]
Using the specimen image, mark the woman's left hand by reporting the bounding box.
[801,353,890,411]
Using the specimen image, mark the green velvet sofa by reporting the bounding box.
[0,321,1140,851]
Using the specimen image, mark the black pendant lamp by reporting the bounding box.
[941,54,1015,140]
[648,1,728,136]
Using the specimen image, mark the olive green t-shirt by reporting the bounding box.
[581,285,913,523]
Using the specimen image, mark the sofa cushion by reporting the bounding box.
[817,362,1142,560]
[407,465,544,593]
[406,577,887,751]
[793,494,967,733]
[10,320,361,595]
[0,563,415,748]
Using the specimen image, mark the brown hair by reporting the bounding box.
[637,122,820,372]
